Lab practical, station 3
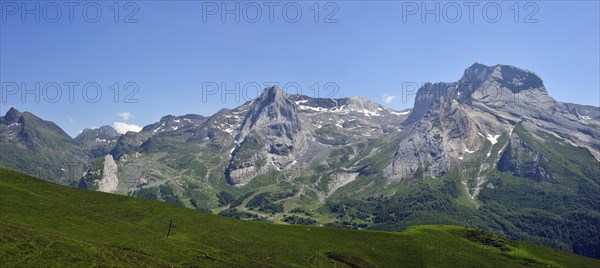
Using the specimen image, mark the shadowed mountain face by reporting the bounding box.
[75,126,120,143]
[75,126,121,158]
[0,108,88,186]
[1,63,599,258]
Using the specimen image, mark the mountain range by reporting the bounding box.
[1,63,598,258]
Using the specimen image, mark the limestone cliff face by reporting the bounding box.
[385,63,599,189]
[98,154,119,193]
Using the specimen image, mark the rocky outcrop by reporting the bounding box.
[98,154,119,193]
[497,134,550,181]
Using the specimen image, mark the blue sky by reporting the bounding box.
[1,1,599,137]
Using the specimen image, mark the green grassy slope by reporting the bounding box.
[1,169,598,267]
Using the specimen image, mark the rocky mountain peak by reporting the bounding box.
[458,63,545,96]
[237,86,300,135]
[3,107,22,124]
[260,86,286,103]
[98,125,118,134]
[388,62,598,187]
[460,62,494,83]
[492,64,545,92]
[250,86,295,116]
[160,115,177,122]
[75,126,120,142]
[227,86,307,185]
[344,96,382,111]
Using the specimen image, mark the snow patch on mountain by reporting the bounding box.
[298,105,326,112]
[389,110,410,116]
[487,134,501,145]
[361,109,381,117]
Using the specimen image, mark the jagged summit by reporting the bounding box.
[2,107,22,124]
[405,63,550,125]
[261,86,286,100]
[240,86,289,112]
[387,62,598,185]
[459,63,545,93]
[227,86,306,185]
[237,86,300,137]
[461,62,494,83]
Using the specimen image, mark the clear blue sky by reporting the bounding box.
[1,1,599,137]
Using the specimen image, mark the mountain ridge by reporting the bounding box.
[1,63,599,258]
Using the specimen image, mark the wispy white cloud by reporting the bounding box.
[116,112,133,121]
[68,117,75,123]
[382,93,396,104]
[113,122,142,134]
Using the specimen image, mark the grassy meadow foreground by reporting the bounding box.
[1,169,598,267]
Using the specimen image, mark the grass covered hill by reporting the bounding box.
[1,169,598,267]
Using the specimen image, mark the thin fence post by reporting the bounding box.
[167,219,173,237]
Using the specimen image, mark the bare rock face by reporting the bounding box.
[403,82,455,125]
[226,86,308,185]
[98,154,119,193]
[385,62,600,184]
[70,84,407,190]
[497,134,549,181]
[223,86,409,186]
